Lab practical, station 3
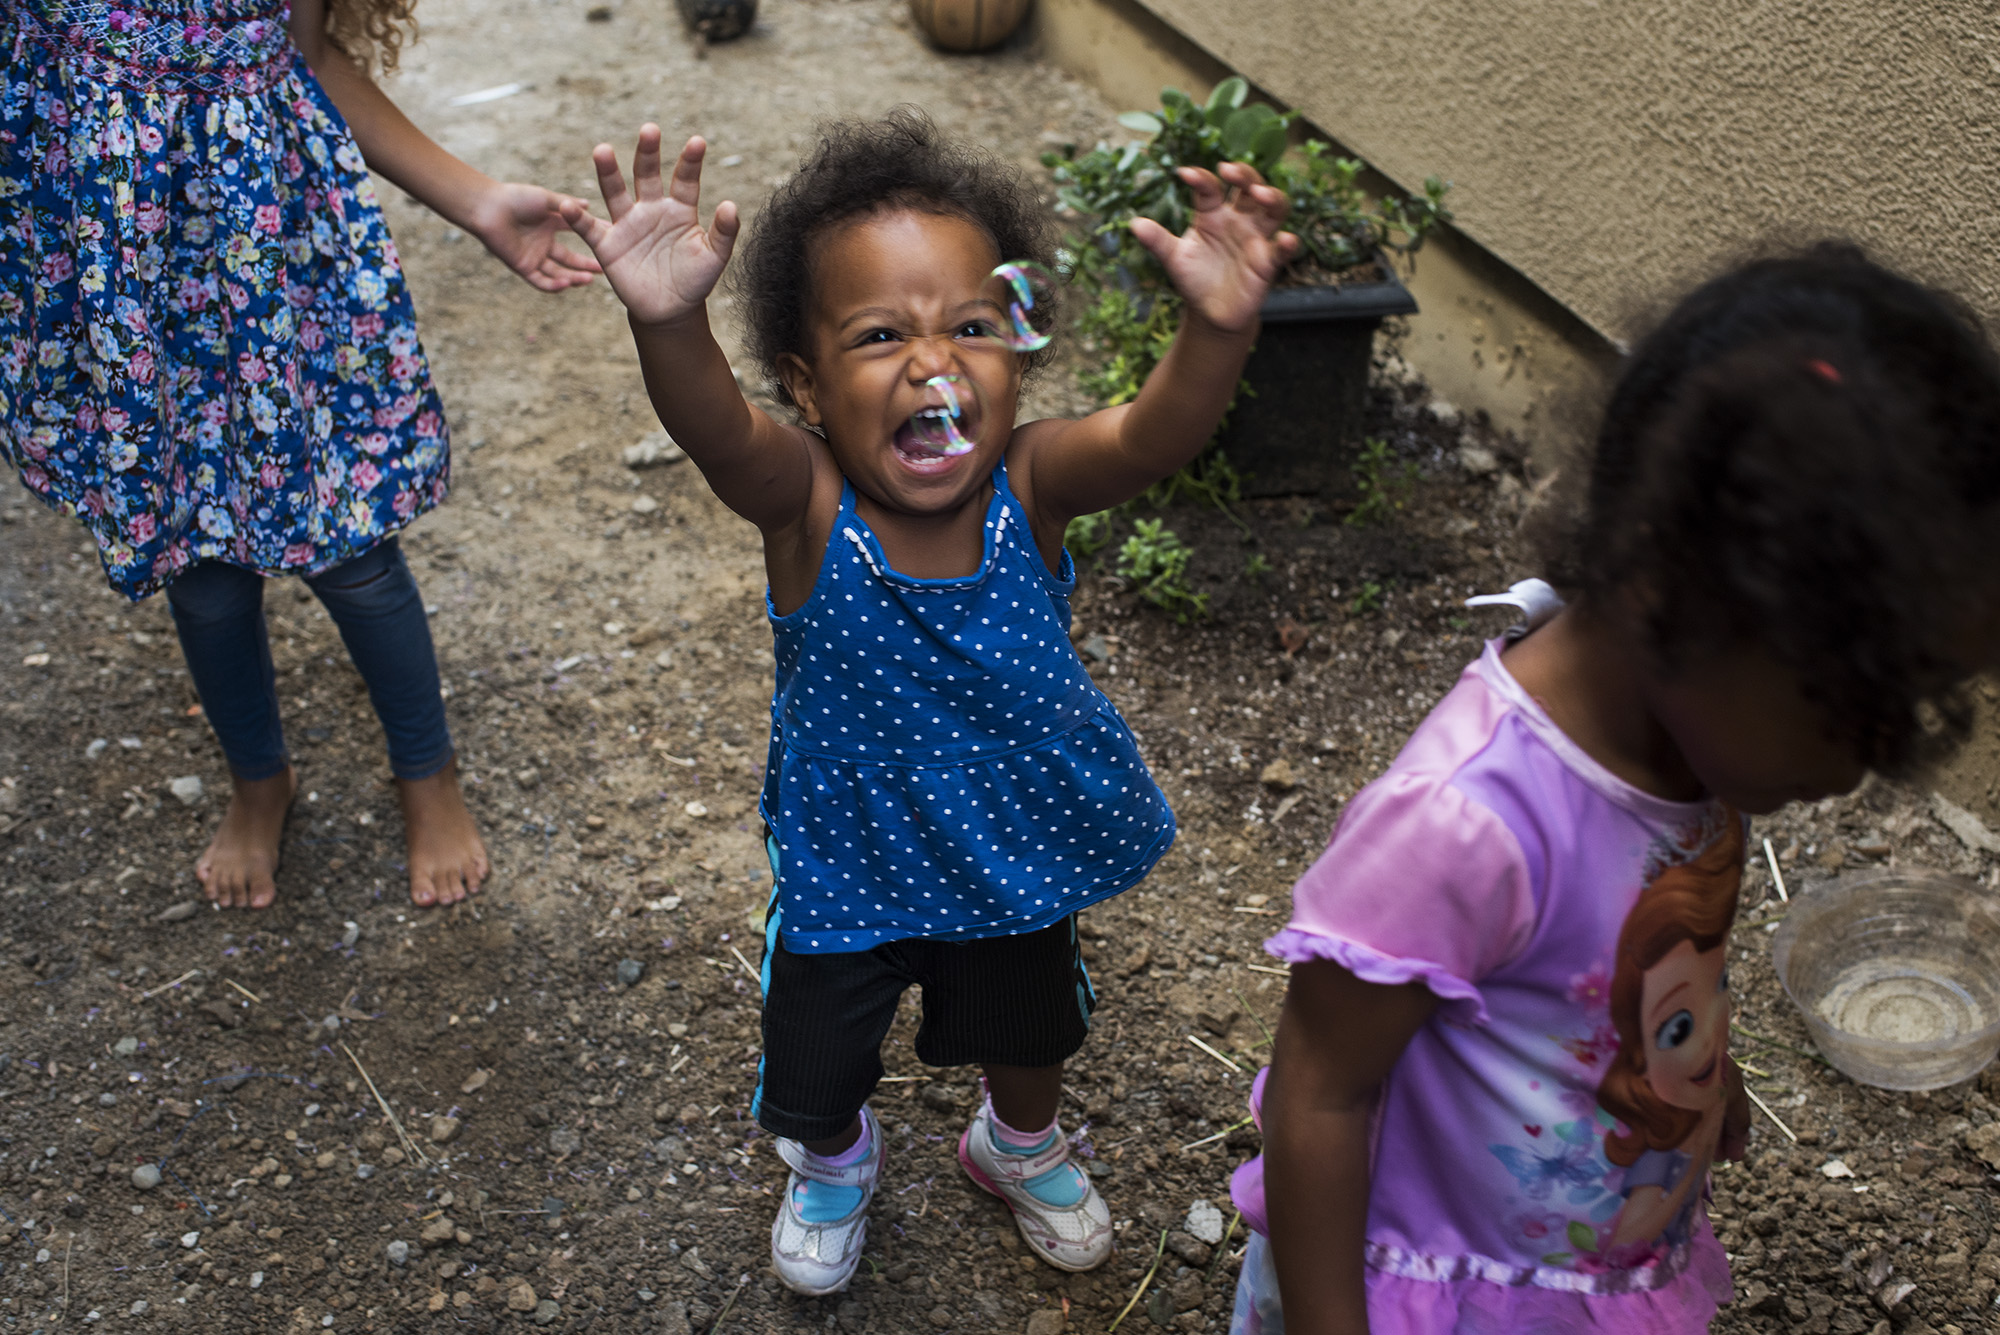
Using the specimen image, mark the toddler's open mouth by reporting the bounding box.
[896,375,978,461]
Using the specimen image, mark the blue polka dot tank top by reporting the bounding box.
[760,461,1176,953]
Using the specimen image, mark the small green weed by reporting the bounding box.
[1065,510,1117,559]
[1347,439,1418,527]
[1243,553,1273,580]
[1116,519,1209,623]
[1348,580,1387,616]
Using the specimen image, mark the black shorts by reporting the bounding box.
[750,890,1097,1142]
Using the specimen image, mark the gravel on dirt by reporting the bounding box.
[4,0,1999,1332]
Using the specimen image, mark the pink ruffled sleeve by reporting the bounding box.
[1266,768,1536,1025]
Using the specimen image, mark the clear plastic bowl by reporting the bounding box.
[1770,867,2000,1091]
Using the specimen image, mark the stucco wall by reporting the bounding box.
[1122,0,2000,348]
[1034,0,1622,463]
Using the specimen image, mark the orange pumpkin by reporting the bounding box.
[910,0,1030,53]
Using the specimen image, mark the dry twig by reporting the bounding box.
[1745,1086,1798,1142]
[1180,1115,1254,1153]
[223,979,262,1004]
[1230,988,1275,1048]
[707,1274,749,1334]
[1186,1034,1242,1074]
[1762,837,1790,903]
[138,968,200,1001]
[1107,1228,1169,1333]
[341,1042,434,1169]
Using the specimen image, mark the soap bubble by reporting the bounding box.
[908,374,977,455]
[980,261,1056,353]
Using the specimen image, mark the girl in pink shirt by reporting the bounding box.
[1234,244,2000,1333]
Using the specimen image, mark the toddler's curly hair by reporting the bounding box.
[733,107,1059,410]
[1559,242,2000,772]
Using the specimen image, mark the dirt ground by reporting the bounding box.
[6,1,2000,1332]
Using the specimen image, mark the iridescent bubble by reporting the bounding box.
[980,260,1056,353]
[907,374,977,455]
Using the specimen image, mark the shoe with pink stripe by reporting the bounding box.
[957,1093,1112,1272]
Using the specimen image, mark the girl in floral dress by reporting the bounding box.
[1,0,598,908]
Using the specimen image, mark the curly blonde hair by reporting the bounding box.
[325,0,420,75]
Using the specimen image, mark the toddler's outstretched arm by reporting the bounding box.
[1017,161,1299,522]
[562,129,815,534]
[288,0,600,292]
[1263,960,1437,1335]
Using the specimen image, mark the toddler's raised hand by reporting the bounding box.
[561,127,740,327]
[1131,161,1299,334]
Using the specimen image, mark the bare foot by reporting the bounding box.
[398,757,490,907]
[196,768,297,910]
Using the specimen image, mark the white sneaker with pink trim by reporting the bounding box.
[957,1096,1113,1272]
[770,1106,883,1296]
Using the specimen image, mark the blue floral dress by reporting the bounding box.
[0,0,450,601]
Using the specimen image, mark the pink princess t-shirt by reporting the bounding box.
[1232,641,1740,1332]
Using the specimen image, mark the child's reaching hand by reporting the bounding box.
[1129,161,1299,333]
[469,181,605,292]
[562,127,742,328]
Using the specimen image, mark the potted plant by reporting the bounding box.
[1043,78,1451,501]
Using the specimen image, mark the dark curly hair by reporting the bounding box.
[731,107,1059,410]
[1559,242,2000,771]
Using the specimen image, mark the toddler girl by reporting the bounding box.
[1231,244,2000,1333]
[2,0,597,908]
[563,109,1297,1294]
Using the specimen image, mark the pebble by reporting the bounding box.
[85,738,108,761]
[533,1299,562,1325]
[631,495,660,515]
[1458,443,1501,476]
[131,1164,162,1191]
[430,1115,462,1145]
[156,901,198,923]
[98,1091,117,1107]
[419,1217,457,1248]
[1025,1311,1066,1335]
[249,1271,263,1290]
[623,431,686,468]
[113,1037,139,1056]
[1185,1198,1225,1245]
[355,1164,376,1180]
[180,1231,200,1248]
[1259,758,1298,791]
[168,775,204,805]
[386,1241,410,1266]
[549,1127,582,1156]
[507,1283,539,1313]
[339,921,360,950]
[129,1302,149,1317]
[616,958,645,988]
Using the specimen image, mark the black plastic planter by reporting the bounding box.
[1215,264,1418,499]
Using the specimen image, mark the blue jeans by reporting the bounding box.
[165,539,454,782]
